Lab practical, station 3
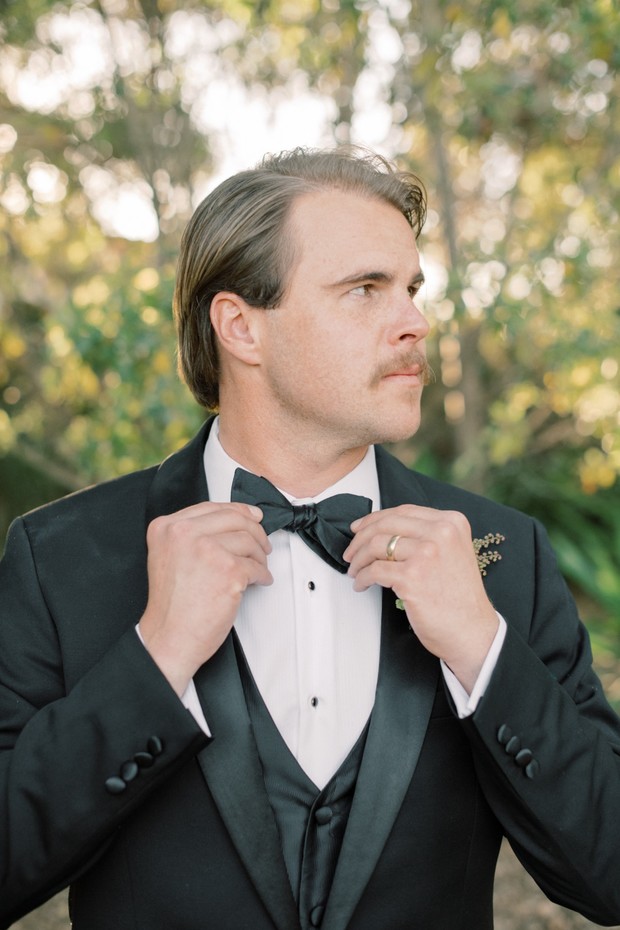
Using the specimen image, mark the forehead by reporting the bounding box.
[286,189,419,281]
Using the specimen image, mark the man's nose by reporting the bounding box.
[392,296,430,344]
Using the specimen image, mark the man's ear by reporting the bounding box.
[209,291,262,366]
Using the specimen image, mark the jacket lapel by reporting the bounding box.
[322,447,440,930]
[144,419,212,525]
[145,419,300,930]
[193,640,301,930]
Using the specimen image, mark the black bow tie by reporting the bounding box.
[231,468,372,573]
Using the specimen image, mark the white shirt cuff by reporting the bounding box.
[177,679,212,737]
[135,625,212,737]
[440,613,507,718]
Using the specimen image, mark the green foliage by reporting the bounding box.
[485,451,620,632]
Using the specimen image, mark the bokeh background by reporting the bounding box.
[1,0,619,927]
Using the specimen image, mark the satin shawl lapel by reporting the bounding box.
[144,420,211,526]
[322,446,440,930]
[145,419,300,930]
[193,640,301,930]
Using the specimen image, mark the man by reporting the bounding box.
[1,148,619,930]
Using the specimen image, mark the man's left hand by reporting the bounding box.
[344,505,499,693]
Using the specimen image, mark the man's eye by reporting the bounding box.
[350,284,371,296]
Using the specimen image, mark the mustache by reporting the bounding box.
[374,351,435,386]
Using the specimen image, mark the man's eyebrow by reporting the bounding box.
[326,270,425,289]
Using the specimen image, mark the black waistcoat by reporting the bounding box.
[234,637,369,930]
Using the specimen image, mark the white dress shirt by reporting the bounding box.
[204,421,382,789]
[160,419,506,789]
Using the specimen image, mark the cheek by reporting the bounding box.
[267,314,373,390]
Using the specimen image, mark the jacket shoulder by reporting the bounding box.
[19,465,159,546]
[412,469,529,524]
[379,446,534,531]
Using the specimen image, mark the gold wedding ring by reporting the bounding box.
[386,534,402,561]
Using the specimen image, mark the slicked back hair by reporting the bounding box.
[173,147,427,410]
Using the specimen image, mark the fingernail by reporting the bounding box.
[350,519,361,530]
[249,505,263,519]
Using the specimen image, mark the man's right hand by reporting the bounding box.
[138,502,272,695]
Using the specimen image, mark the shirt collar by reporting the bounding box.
[204,416,380,510]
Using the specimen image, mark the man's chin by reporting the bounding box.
[366,413,422,446]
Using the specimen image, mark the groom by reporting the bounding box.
[1,148,620,930]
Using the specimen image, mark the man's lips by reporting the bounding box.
[384,366,422,378]
[374,354,434,386]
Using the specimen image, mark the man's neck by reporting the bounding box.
[217,413,369,499]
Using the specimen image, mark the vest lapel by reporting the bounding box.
[145,419,300,930]
[194,640,301,930]
[321,447,440,930]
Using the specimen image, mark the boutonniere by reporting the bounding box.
[395,531,506,610]
[473,532,506,576]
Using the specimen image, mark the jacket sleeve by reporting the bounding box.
[463,516,620,926]
[0,517,210,929]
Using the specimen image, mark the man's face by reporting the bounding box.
[254,189,430,452]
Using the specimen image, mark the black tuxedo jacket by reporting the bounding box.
[1,420,620,929]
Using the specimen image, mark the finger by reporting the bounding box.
[350,504,434,533]
[158,500,265,522]
[150,506,271,554]
[238,554,274,588]
[215,530,273,565]
[184,508,272,552]
[351,505,470,535]
[345,517,436,564]
[346,509,471,562]
[350,560,404,593]
[346,533,418,576]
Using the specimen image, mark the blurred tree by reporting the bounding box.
[0,0,619,627]
[384,0,620,624]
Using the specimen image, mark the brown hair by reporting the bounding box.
[173,147,427,410]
